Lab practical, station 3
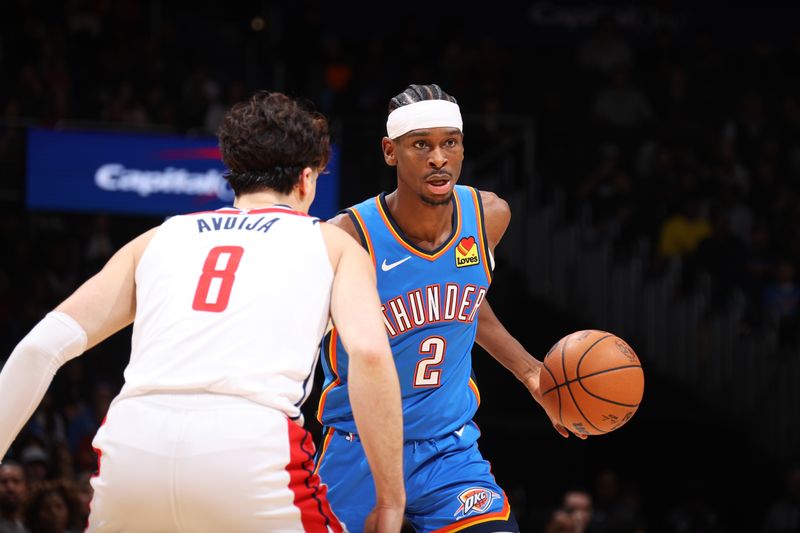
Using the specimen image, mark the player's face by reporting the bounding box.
[39,491,70,531]
[386,127,464,206]
[0,465,26,506]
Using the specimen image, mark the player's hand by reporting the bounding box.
[363,504,405,533]
[525,371,588,440]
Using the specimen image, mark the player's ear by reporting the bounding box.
[382,137,397,167]
[297,167,315,196]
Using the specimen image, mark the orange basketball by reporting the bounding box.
[539,330,644,436]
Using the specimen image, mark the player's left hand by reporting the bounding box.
[525,371,588,440]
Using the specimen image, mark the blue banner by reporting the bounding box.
[25,128,340,220]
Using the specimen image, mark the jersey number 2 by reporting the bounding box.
[414,336,446,387]
[192,246,244,312]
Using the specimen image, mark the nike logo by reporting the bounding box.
[381,256,411,272]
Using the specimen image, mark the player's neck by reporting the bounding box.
[234,191,301,212]
[385,190,453,249]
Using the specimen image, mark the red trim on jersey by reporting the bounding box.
[285,419,344,532]
[86,415,108,531]
[316,330,340,424]
[247,206,311,217]
[374,194,462,260]
[182,206,311,217]
[182,208,242,216]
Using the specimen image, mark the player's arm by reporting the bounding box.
[0,228,156,461]
[475,191,574,438]
[322,223,405,533]
[475,190,535,381]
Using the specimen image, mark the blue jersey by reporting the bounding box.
[317,185,493,440]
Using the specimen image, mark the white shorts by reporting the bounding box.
[87,393,346,532]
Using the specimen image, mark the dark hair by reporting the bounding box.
[387,84,457,115]
[0,460,25,476]
[26,479,82,533]
[217,91,330,196]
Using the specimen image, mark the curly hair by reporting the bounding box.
[217,91,331,196]
[387,84,457,114]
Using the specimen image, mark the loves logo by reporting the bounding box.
[453,487,500,518]
[455,236,480,268]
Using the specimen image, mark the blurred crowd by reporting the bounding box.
[2,2,800,531]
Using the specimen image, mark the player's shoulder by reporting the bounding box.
[326,210,359,241]
[320,219,350,239]
[319,220,371,270]
[477,189,510,218]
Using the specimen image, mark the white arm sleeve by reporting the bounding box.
[0,311,87,461]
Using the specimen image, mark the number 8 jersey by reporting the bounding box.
[318,185,493,440]
[115,205,332,425]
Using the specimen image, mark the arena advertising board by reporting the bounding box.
[26,128,340,219]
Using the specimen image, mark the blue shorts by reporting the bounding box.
[315,421,518,533]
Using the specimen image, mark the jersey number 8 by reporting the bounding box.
[192,246,245,312]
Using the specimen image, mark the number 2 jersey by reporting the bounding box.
[318,185,493,440]
[113,205,332,425]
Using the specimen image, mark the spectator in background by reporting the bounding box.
[652,62,699,130]
[20,394,67,463]
[65,382,115,474]
[577,143,636,241]
[741,220,777,328]
[24,480,81,533]
[0,462,28,533]
[710,138,750,198]
[594,66,655,132]
[687,202,746,309]
[722,92,769,169]
[544,509,576,533]
[718,183,755,246]
[71,472,92,533]
[561,488,595,533]
[591,468,647,533]
[19,446,49,487]
[761,258,800,346]
[656,195,711,265]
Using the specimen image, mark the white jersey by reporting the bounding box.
[115,205,333,423]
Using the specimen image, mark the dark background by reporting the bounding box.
[2,1,800,531]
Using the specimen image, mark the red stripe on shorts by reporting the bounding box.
[286,419,345,533]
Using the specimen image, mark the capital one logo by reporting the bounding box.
[93,147,233,201]
[94,164,233,201]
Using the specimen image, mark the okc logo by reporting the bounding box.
[453,487,500,518]
[455,236,480,268]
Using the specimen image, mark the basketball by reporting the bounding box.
[539,330,644,436]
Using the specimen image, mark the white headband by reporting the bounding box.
[386,100,463,139]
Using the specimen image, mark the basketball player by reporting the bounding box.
[314,84,580,533]
[0,91,405,533]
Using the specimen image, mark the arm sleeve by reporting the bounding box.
[0,311,87,461]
